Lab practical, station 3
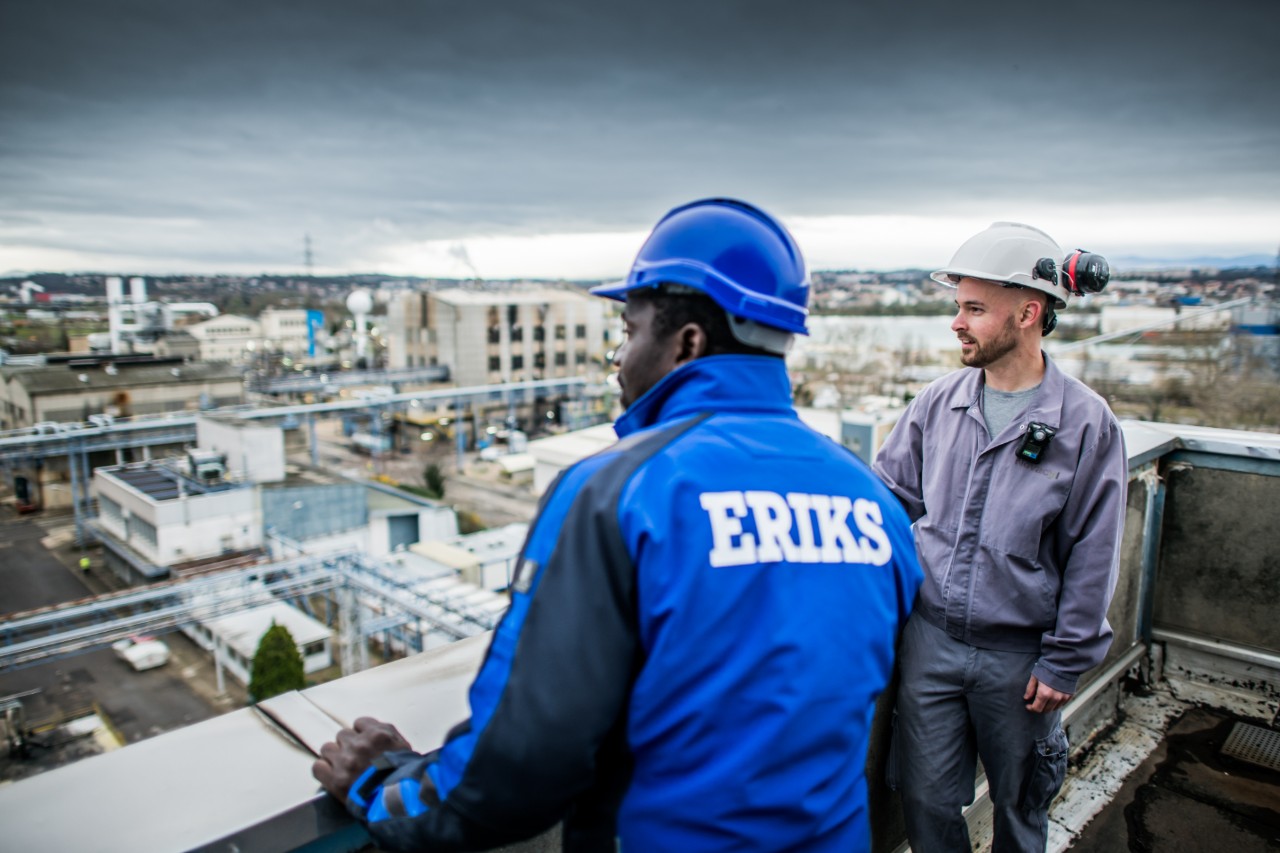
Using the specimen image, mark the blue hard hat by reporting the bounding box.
[591,198,810,335]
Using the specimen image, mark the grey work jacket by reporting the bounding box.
[873,354,1127,694]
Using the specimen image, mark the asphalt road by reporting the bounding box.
[0,643,225,743]
[0,511,242,777]
[0,513,93,616]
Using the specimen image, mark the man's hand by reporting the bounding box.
[312,716,413,800]
[1024,675,1072,713]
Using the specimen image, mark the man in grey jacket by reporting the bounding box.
[873,222,1128,852]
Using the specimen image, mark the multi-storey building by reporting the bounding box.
[386,286,612,386]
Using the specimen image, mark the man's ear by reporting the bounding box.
[1019,296,1044,331]
[674,322,709,365]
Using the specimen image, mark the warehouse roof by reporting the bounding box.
[1,360,243,394]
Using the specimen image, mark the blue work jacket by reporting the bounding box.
[348,355,923,852]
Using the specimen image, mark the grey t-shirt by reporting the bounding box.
[982,383,1040,440]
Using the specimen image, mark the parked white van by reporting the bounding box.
[112,636,171,671]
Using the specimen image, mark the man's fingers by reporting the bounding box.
[319,739,342,764]
[312,721,414,803]
[1025,679,1049,712]
[1026,681,1073,713]
[349,717,410,751]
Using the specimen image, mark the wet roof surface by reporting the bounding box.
[1074,706,1280,851]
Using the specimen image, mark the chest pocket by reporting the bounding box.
[980,451,1072,561]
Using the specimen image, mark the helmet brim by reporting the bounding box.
[930,268,1067,309]
[589,280,629,302]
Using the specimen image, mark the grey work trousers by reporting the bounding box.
[890,615,1069,853]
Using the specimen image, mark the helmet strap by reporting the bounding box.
[727,314,794,354]
[1042,307,1058,336]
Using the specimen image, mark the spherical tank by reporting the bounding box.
[346,289,373,316]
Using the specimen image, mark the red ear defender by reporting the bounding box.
[1061,250,1110,296]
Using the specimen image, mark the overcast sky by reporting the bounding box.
[2,0,1277,279]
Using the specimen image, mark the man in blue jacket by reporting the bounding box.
[313,198,924,852]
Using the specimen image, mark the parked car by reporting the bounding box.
[111,636,171,671]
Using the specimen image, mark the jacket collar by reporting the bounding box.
[614,355,795,438]
[945,352,1067,429]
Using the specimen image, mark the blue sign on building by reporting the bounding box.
[306,310,325,357]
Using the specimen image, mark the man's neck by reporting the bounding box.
[983,348,1045,392]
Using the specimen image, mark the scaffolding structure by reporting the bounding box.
[0,550,504,679]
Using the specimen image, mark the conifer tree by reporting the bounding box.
[249,622,305,702]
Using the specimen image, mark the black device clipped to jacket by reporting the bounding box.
[1017,422,1056,465]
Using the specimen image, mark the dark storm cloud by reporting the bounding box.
[1,0,1276,270]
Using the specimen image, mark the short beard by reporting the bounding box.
[960,315,1019,368]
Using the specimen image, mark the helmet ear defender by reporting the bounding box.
[1062,250,1110,296]
[1034,251,1111,297]
[1032,249,1110,336]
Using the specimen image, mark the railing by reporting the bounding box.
[0,421,1276,853]
[248,364,451,395]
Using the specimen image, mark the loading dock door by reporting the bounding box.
[387,514,420,551]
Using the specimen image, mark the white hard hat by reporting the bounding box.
[931,222,1069,309]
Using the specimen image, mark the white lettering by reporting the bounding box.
[784,492,822,563]
[853,499,893,566]
[745,490,798,563]
[811,494,866,563]
[700,490,893,568]
[700,491,757,567]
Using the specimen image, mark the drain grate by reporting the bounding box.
[1221,722,1280,772]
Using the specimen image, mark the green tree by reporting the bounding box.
[249,623,305,702]
[423,463,446,499]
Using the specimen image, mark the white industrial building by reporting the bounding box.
[94,453,265,583]
[258,308,315,357]
[407,522,529,591]
[527,423,619,495]
[180,308,315,364]
[100,275,219,355]
[264,483,459,561]
[185,315,264,363]
[93,416,457,582]
[185,601,335,687]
